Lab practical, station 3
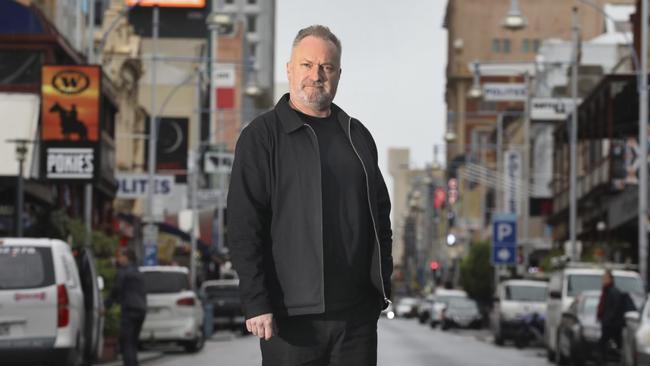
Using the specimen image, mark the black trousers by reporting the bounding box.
[119,309,146,366]
[260,315,378,366]
[598,325,622,366]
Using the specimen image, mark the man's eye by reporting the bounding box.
[301,63,311,68]
[323,66,335,73]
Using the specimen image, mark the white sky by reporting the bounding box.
[274,0,448,184]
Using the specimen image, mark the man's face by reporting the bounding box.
[286,36,341,113]
[116,252,129,267]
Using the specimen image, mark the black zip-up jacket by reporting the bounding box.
[104,264,147,312]
[228,94,393,319]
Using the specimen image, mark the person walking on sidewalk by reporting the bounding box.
[596,269,625,365]
[228,24,393,366]
[104,248,147,366]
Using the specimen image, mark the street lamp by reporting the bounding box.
[467,61,483,99]
[7,139,31,237]
[502,0,527,30]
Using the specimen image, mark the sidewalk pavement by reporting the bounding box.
[98,351,165,366]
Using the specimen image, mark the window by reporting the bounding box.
[143,271,189,293]
[503,38,511,53]
[247,0,257,4]
[0,246,54,290]
[505,285,547,302]
[522,39,530,53]
[247,14,257,33]
[249,42,257,59]
[533,39,541,52]
[492,39,501,53]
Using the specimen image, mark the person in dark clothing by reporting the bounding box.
[228,25,392,366]
[104,248,147,366]
[596,269,624,365]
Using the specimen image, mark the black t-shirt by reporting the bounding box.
[297,110,378,318]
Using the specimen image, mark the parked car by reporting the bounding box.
[139,266,204,353]
[417,294,434,324]
[440,297,482,330]
[0,238,103,366]
[491,279,548,345]
[394,297,419,318]
[429,288,468,328]
[200,279,246,333]
[622,295,649,366]
[545,264,644,362]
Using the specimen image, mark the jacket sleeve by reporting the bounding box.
[366,126,393,300]
[227,124,273,319]
[104,269,124,309]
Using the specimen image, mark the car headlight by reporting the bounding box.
[387,311,395,320]
[581,326,601,341]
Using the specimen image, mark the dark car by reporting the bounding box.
[557,290,616,365]
[440,297,482,330]
[200,279,246,334]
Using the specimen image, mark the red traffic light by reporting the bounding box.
[430,260,439,271]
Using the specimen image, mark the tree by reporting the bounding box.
[460,241,494,305]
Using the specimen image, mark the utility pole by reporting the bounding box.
[569,7,580,261]
[639,0,649,285]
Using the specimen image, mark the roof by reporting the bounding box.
[502,279,548,287]
[139,265,189,274]
[0,237,68,248]
[200,279,239,289]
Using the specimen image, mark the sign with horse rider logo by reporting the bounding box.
[41,65,101,181]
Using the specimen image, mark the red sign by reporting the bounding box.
[216,88,235,109]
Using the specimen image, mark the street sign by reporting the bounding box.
[142,224,158,266]
[483,83,527,102]
[531,98,579,120]
[116,173,174,199]
[492,214,517,266]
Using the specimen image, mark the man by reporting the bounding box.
[228,25,392,366]
[597,269,625,365]
[104,248,147,366]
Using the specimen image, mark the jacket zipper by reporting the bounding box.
[303,123,326,310]
[345,117,391,305]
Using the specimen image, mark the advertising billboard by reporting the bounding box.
[41,65,101,181]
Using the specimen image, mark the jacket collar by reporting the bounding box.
[275,93,352,135]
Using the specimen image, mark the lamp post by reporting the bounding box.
[569,7,580,261]
[639,0,649,284]
[7,139,30,237]
[502,0,526,31]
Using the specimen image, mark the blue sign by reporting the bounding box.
[143,245,157,266]
[492,214,517,266]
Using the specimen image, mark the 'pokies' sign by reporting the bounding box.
[41,65,101,181]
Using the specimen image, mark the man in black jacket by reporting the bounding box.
[104,248,147,366]
[596,269,624,366]
[228,25,392,366]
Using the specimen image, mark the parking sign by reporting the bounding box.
[492,214,517,266]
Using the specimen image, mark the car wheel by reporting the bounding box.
[418,312,428,324]
[184,329,205,353]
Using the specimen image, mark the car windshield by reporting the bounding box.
[581,296,600,317]
[505,285,547,302]
[143,271,189,293]
[567,275,602,297]
[399,298,419,305]
[567,274,643,297]
[447,297,478,311]
[204,285,239,299]
[0,246,54,290]
[436,294,464,305]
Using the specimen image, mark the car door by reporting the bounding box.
[0,245,58,344]
[76,248,103,362]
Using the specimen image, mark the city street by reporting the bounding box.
[145,319,551,366]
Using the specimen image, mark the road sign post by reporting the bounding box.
[492,214,517,266]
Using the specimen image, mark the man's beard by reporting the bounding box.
[296,82,333,110]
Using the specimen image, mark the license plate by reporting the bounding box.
[148,307,162,314]
[0,324,9,336]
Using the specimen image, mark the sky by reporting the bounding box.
[274,0,448,185]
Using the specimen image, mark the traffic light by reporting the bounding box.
[430,260,439,271]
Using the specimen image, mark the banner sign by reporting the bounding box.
[531,98,579,121]
[41,65,101,182]
[116,173,174,199]
[125,0,205,7]
[483,83,527,102]
[503,149,522,214]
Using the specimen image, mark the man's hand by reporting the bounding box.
[246,313,274,340]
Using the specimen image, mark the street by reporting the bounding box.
[145,318,551,366]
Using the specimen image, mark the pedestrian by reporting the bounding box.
[104,247,147,366]
[596,269,625,365]
[228,24,393,366]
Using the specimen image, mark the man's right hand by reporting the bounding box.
[246,313,274,340]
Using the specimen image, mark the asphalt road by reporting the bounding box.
[145,317,553,366]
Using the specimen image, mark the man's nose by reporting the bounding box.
[308,65,323,81]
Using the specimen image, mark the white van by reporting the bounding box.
[0,238,103,365]
[491,279,548,345]
[429,288,468,328]
[545,265,644,362]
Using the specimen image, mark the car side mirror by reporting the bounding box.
[549,290,561,299]
[97,276,105,291]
